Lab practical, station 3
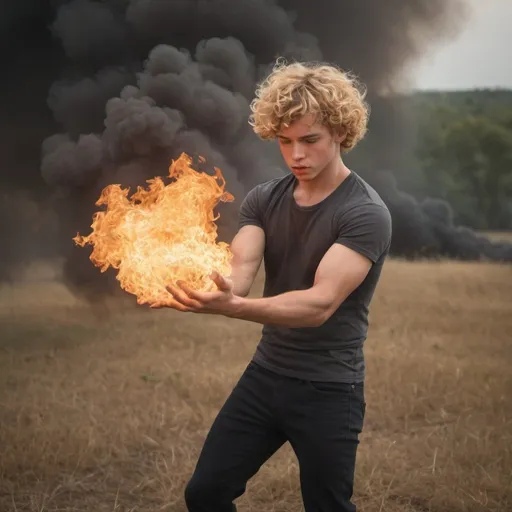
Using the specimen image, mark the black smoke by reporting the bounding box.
[370,171,512,261]
[1,0,511,300]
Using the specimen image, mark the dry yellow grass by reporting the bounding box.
[0,258,511,511]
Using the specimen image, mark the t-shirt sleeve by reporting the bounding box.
[238,185,265,230]
[335,203,392,263]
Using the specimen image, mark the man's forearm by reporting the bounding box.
[229,287,332,328]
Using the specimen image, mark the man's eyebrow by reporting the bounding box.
[277,133,321,140]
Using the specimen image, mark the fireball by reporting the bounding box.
[73,152,234,307]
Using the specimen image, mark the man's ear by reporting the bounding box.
[333,128,347,144]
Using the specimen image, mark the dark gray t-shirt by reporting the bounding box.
[238,171,392,383]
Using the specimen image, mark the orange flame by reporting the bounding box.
[73,152,234,306]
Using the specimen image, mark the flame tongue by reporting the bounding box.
[73,152,234,306]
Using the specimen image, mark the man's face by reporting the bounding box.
[276,114,341,182]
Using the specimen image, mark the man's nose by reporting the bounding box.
[291,142,305,160]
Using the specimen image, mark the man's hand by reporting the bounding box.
[151,271,241,316]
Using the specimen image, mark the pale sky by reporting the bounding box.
[412,0,512,90]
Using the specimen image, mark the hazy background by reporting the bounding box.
[1,0,511,304]
[413,0,512,90]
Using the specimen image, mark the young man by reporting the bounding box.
[164,61,392,511]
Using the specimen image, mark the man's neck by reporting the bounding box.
[294,158,351,206]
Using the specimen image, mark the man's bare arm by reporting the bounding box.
[164,242,372,324]
[228,225,265,297]
[229,243,372,327]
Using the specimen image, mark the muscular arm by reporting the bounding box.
[230,243,372,328]
[169,242,373,326]
[165,202,390,326]
[228,225,265,297]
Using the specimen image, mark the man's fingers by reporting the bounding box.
[167,284,203,310]
[168,298,192,312]
[210,271,230,291]
[177,282,205,301]
[150,297,191,312]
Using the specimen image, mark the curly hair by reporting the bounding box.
[249,60,370,153]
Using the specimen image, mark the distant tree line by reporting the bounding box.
[410,89,512,231]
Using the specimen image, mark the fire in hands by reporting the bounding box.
[73,152,234,308]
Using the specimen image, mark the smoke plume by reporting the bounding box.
[1,0,511,301]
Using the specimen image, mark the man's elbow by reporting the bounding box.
[307,306,335,328]
[304,286,344,327]
[308,296,343,327]
[305,316,325,328]
[233,283,251,297]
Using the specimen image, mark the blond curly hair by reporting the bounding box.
[249,60,370,153]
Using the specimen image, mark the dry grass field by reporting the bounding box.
[0,258,511,512]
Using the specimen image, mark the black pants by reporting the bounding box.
[184,362,366,511]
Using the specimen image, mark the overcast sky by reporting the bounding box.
[411,0,511,90]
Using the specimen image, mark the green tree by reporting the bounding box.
[441,116,512,228]
[414,105,461,200]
